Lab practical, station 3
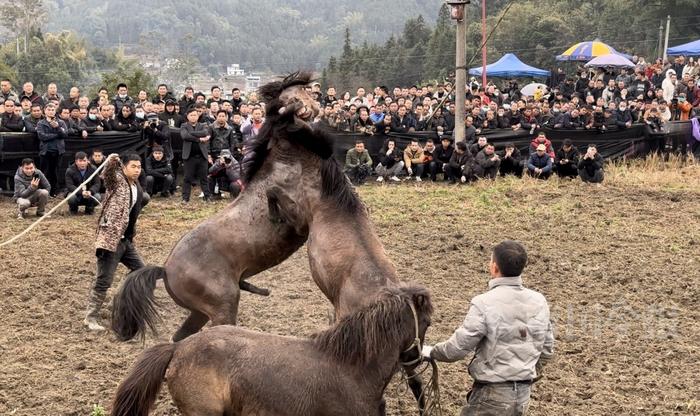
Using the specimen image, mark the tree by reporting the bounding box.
[100,58,156,97]
[0,0,47,54]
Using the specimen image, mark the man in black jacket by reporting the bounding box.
[65,151,101,214]
[37,103,68,196]
[446,141,474,184]
[145,146,174,197]
[23,103,44,133]
[474,144,501,179]
[143,112,173,161]
[614,102,634,129]
[498,142,523,177]
[0,99,24,132]
[209,110,234,160]
[578,144,604,183]
[555,139,580,179]
[180,107,211,203]
[432,137,454,181]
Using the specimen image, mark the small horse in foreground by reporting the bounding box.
[111,284,432,416]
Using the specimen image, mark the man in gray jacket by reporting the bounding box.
[13,158,51,219]
[422,240,554,415]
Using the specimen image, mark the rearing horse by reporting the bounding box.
[111,72,427,412]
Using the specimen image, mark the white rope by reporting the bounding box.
[0,153,119,249]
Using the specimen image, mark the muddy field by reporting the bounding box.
[1,167,699,415]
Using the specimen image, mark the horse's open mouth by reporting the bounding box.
[296,107,315,120]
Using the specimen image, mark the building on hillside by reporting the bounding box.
[227,64,245,76]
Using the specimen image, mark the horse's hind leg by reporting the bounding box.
[171,310,209,342]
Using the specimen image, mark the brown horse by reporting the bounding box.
[111,284,433,416]
[111,72,327,342]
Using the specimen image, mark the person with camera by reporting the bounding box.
[421,240,554,416]
[13,158,51,219]
[143,111,173,162]
[209,110,234,161]
[144,145,174,198]
[578,144,604,184]
[208,149,241,199]
[180,107,212,203]
[375,138,404,182]
[65,151,101,215]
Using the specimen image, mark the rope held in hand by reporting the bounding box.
[0,153,119,249]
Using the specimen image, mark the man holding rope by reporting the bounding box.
[422,240,554,415]
[84,153,146,331]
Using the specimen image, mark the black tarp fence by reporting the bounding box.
[0,121,694,193]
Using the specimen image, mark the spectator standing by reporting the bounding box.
[0,98,24,132]
[36,103,67,196]
[112,83,134,115]
[180,107,212,203]
[422,240,554,416]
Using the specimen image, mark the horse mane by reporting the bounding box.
[239,73,362,214]
[311,284,432,366]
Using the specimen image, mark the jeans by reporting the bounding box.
[375,161,404,178]
[427,161,446,181]
[68,193,97,213]
[39,151,61,196]
[460,382,531,416]
[94,239,145,295]
[182,155,210,201]
[406,163,424,178]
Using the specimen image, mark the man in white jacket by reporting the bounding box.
[422,240,554,416]
[662,69,678,103]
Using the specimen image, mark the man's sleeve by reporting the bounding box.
[431,302,486,362]
[536,303,555,374]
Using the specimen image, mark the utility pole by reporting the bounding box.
[481,0,487,88]
[447,1,470,143]
[658,21,664,60]
[663,15,671,62]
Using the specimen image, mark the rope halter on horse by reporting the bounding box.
[400,299,423,367]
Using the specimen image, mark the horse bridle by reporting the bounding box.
[400,299,423,367]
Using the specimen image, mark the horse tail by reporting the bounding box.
[111,343,176,416]
[111,265,165,341]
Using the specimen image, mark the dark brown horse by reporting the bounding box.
[111,72,326,342]
[111,284,433,416]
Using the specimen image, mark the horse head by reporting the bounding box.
[259,71,320,126]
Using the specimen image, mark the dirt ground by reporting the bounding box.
[1,165,699,415]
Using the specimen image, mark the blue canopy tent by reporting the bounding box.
[667,39,700,56]
[468,53,549,78]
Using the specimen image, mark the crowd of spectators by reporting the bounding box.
[1,54,698,217]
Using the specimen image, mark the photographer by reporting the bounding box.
[208,149,241,199]
[145,146,174,197]
[578,144,604,184]
[209,110,234,161]
[13,158,51,219]
[143,112,173,161]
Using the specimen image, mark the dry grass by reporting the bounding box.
[605,154,699,190]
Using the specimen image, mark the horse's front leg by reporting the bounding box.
[404,366,425,415]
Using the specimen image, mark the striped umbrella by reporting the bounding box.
[556,40,630,61]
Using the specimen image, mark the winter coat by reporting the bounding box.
[145,156,173,178]
[36,118,68,155]
[65,163,101,195]
[527,153,553,173]
[344,148,372,170]
[13,167,51,201]
[0,112,24,132]
[95,158,144,252]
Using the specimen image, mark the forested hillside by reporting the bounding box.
[44,0,439,71]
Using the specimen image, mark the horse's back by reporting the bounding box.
[166,325,368,415]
